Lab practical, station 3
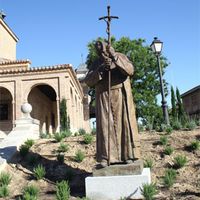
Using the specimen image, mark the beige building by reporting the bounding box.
[181,85,200,119]
[0,14,90,134]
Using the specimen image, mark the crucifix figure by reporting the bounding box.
[85,6,141,168]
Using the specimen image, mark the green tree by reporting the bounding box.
[171,86,177,119]
[86,37,169,123]
[60,98,70,131]
[176,87,185,121]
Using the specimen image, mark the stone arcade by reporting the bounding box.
[0,14,90,135]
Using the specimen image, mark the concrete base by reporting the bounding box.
[0,117,40,171]
[86,168,151,200]
[93,160,143,177]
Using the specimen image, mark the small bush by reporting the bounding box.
[146,123,153,132]
[164,146,174,155]
[160,136,168,146]
[171,120,182,130]
[56,180,70,200]
[160,124,167,132]
[185,120,196,130]
[144,158,153,169]
[24,139,34,148]
[91,128,96,135]
[74,150,85,163]
[57,143,69,153]
[173,155,187,169]
[74,132,79,136]
[40,132,49,139]
[19,144,30,157]
[78,128,86,135]
[166,126,173,134]
[0,185,9,198]
[57,154,65,164]
[23,185,39,200]
[0,172,11,186]
[141,182,157,200]
[163,168,177,188]
[65,169,75,182]
[54,133,64,142]
[61,130,72,138]
[195,119,200,126]
[83,134,93,144]
[33,164,46,180]
[27,155,37,166]
[189,140,200,151]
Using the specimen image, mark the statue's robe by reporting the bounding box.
[85,52,141,163]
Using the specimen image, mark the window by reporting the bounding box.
[0,104,8,120]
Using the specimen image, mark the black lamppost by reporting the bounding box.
[150,37,170,125]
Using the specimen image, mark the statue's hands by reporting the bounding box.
[104,57,112,71]
[106,45,116,60]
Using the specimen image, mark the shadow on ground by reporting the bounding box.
[8,150,92,198]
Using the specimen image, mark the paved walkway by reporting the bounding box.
[0,119,39,171]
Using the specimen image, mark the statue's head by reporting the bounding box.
[95,41,108,56]
[95,40,115,59]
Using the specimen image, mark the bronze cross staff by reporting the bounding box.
[99,6,119,166]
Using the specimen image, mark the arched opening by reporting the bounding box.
[28,84,57,134]
[0,87,13,134]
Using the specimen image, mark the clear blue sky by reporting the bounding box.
[1,0,199,100]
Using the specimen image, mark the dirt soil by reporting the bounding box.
[2,127,200,200]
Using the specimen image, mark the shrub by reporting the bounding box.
[56,180,70,200]
[23,185,39,200]
[57,154,65,164]
[78,128,86,135]
[91,128,96,135]
[144,158,153,169]
[19,144,30,157]
[83,134,93,144]
[0,172,11,186]
[195,119,200,126]
[40,132,49,139]
[163,168,177,188]
[61,130,72,138]
[141,182,157,200]
[185,120,196,130]
[27,155,37,166]
[0,185,9,198]
[24,139,34,148]
[171,120,182,130]
[65,168,75,181]
[57,143,69,153]
[54,133,64,142]
[74,132,79,136]
[160,124,167,132]
[173,155,187,169]
[164,146,174,155]
[160,136,168,146]
[166,126,173,134]
[74,150,85,163]
[33,164,46,180]
[189,140,200,151]
[65,169,75,182]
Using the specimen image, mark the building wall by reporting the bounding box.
[0,19,17,60]
[28,87,57,133]
[182,89,200,118]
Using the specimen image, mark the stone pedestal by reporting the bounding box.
[93,160,143,177]
[86,168,151,200]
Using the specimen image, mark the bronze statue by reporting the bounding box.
[85,41,141,167]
